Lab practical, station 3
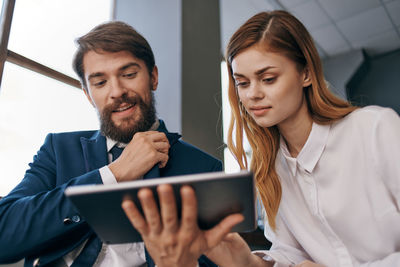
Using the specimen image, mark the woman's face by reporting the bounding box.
[231,45,311,128]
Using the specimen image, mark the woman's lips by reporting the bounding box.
[250,106,271,116]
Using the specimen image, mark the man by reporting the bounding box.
[0,21,221,267]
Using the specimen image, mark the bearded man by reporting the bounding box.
[0,21,221,267]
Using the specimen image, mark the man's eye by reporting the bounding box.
[123,72,137,78]
[93,80,106,87]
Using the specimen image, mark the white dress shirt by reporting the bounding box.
[256,106,400,267]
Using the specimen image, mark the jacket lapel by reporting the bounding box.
[143,165,160,179]
[157,119,181,146]
[80,131,108,172]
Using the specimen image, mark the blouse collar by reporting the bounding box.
[279,122,330,176]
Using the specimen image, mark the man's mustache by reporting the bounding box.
[106,95,142,113]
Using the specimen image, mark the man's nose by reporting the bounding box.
[109,78,127,98]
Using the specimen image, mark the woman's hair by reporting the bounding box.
[73,21,155,91]
[226,10,356,230]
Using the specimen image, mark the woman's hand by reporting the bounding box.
[295,260,325,267]
[205,232,272,267]
[122,184,244,267]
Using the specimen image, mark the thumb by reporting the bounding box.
[204,213,244,248]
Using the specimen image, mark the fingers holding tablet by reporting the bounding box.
[157,184,180,234]
[122,183,245,267]
[180,185,199,233]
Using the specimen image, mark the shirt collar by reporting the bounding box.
[106,118,160,152]
[279,122,330,176]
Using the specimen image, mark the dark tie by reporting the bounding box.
[110,145,124,161]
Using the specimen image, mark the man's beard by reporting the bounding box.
[99,90,156,143]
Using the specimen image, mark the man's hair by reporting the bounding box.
[72,21,155,91]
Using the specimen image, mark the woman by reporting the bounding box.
[122,10,400,267]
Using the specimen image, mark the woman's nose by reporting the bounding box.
[247,83,264,100]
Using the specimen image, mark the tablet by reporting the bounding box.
[64,170,256,244]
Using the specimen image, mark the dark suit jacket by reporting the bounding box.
[0,120,221,266]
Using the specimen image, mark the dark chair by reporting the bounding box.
[240,227,272,251]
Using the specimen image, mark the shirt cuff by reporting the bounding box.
[99,166,118,184]
[252,250,292,267]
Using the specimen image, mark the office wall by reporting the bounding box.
[323,48,400,115]
[347,49,400,114]
[322,50,365,100]
[114,0,182,133]
[115,0,223,159]
[181,0,223,159]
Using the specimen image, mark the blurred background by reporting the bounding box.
[0,0,399,265]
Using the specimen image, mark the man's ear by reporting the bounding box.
[151,66,159,91]
[302,67,312,87]
[83,87,95,107]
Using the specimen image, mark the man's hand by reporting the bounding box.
[122,184,244,267]
[109,131,170,182]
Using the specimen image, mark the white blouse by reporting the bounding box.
[258,106,400,267]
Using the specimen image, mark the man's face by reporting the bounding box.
[83,50,158,143]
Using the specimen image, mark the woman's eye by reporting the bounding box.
[235,81,249,88]
[263,77,275,83]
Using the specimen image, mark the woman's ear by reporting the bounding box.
[302,67,312,87]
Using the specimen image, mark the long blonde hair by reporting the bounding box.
[226,11,357,230]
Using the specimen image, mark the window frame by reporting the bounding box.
[0,0,82,91]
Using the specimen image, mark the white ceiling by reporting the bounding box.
[220,0,400,58]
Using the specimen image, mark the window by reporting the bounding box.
[0,0,112,196]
